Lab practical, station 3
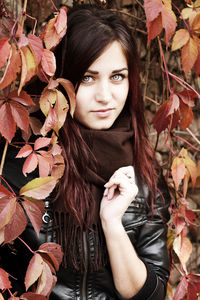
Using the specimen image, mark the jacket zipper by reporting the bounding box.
[81,231,88,300]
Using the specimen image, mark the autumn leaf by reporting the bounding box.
[182,37,199,76]
[191,12,200,33]
[22,200,43,236]
[39,243,63,267]
[43,7,67,50]
[57,78,76,117]
[34,137,51,150]
[173,276,188,300]
[8,90,35,106]
[40,105,58,136]
[28,34,44,65]
[173,232,192,269]
[167,93,179,115]
[172,214,185,235]
[40,89,57,116]
[4,202,27,243]
[194,44,200,76]
[161,5,177,46]
[16,144,33,158]
[144,0,162,23]
[0,187,16,229]
[146,14,163,46]
[177,89,196,107]
[22,152,38,176]
[19,177,57,200]
[35,263,55,296]
[171,29,190,51]
[0,43,21,91]
[0,38,10,69]
[171,157,186,190]
[41,49,56,77]
[25,253,44,291]
[179,101,194,130]
[0,268,11,290]
[179,148,197,187]
[20,293,48,300]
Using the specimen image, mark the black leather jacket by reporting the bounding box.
[0,146,171,300]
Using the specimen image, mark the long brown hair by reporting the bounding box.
[54,5,158,225]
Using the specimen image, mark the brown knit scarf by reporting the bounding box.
[52,110,134,272]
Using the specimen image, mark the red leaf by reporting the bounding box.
[161,5,177,46]
[16,144,33,158]
[194,45,200,76]
[29,116,43,135]
[173,215,185,235]
[4,202,27,242]
[0,102,16,142]
[8,90,35,106]
[20,293,48,300]
[173,276,188,300]
[0,185,13,197]
[17,33,29,48]
[34,137,51,151]
[28,34,44,65]
[41,49,56,77]
[0,38,10,69]
[39,243,63,266]
[0,268,11,290]
[179,101,194,130]
[22,200,42,236]
[10,101,29,133]
[0,43,21,91]
[177,89,196,107]
[25,253,44,291]
[147,14,162,46]
[22,152,38,176]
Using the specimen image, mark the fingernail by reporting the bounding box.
[103,188,108,196]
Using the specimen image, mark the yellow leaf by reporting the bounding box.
[180,148,198,187]
[40,88,57,116]
[20,177,57,200]
[191,12,200,33]
[171,29,190,51]
[53,90,69,133]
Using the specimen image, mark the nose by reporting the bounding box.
[95,79,111,103]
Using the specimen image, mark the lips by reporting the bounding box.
[92,108,113,117]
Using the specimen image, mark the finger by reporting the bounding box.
[107,184,117,200]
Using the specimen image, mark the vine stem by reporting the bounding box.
[186,128,200,146]
[173,134,200,152]
[0,176,16,195]
[21,0,28,29]
[172,2,192,35]
[50,0,58,12]
[158,38,172,94]
[18,236,35,254]
[0,140,8,181]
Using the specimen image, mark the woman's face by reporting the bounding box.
[74,41,129,130]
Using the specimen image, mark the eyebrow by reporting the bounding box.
[86,67,128,74]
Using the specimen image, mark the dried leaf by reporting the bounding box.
[34,137,51,151]
[144,0,162,23]
[10,101,29,133]
[179,101,194,130]
[37,154,51,178]
[28,34,44,65]
[57,78,76,117]
[35,263,54,296]
[40,105,58,136]
[40,89,57,116]
[0,101,16,143]
[161,5,177,46]
[39,243,63,266]
[173,235,192,268]
[171,157,186,190]
[167,93,179,115]
[20,292,48,300]
[54,7,67,36]
[0,193,16,229]
[16,144,33,158]
[147,14,163,46]
[8,90,35,106]
[20,177,57,200]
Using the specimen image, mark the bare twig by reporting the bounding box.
[0,140,8,180]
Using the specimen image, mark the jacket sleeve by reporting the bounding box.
[120,174,171,300]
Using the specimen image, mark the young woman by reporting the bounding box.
[1,5,171,300]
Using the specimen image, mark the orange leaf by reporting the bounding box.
[40,89,57,116]
[179,101,194,130]
[20,293,48,300]
[41,49,56,77]
[19,46,37,89]
[53,90,69,132]
[181,37,198,76]
[25,253,44,291]
[0,38,10,69]
[0,43,21,91]
[37,154,51,177]
[171,29,190,51]
[34,137,51,151]
[0,194,16,230]
[54,7,67,36]
[194,45,200,76]
[4,202,27,243]
[39,243,63,266]
[147,14,162,46]
[171,157,186,190]
[40,106,58,136]
[191,12,200,33]
[161,5,177,46]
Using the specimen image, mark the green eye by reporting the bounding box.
[82,76,93,83]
